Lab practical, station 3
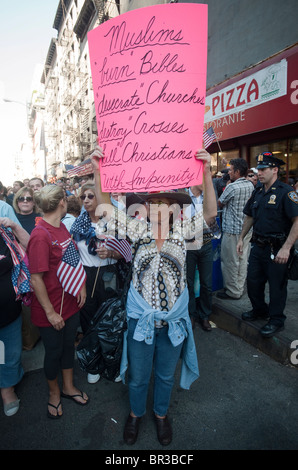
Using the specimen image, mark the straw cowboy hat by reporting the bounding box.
[125,190,192,208]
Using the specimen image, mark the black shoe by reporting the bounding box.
[123,414,141,445]
[216,291,239,300]
[154,415,172,446]
[260,323,284,338]
[199,318,212,332]
[242,310,269,321]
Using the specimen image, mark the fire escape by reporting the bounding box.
[72,0,111,159]
[44,0,121,171]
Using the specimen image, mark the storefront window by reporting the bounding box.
[289,138,298,185]
[251,139,298,184]
[210,149,240,175]
[210,153,218,175]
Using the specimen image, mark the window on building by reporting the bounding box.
[210,149,240,174]
[73,0,96,41]
[289,138,298,184]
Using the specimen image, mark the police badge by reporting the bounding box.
[288,191,298,204]
[268,195,277,205]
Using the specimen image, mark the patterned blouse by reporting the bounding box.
[96,206,205,312]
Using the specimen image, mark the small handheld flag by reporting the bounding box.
[203,127,217,149]
[105,237,132,263]
[57,239,86,297]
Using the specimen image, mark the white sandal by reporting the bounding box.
[4,399,20,417]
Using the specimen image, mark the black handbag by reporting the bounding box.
[76,293,127,381]
[76,240,139,381]
[287,249,298,281]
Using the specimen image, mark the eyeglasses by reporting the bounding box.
[247,174,256,178]
[80,194,95,201]
[18,196,33,202]
[145,200,171,206]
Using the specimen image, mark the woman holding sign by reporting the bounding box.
[91,145,217,446]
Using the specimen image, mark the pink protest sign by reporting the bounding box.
[88,3,208,192]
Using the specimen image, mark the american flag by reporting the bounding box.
[105,237,132,263]
[70,211,132,263]
[0,226,32,300]
[57,239,86,297]
[67,159,93,177]
[203,127,217,149]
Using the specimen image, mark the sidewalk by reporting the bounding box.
[9,279,298,451]
[7,319,298,451]
[210,279,298,367]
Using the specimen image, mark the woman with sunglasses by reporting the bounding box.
[246,168,259,187]
[12,187,42,350]
[91,145,218,446]
[70,184,131,384]
[13,187,41,235]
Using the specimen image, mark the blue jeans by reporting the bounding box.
[127,318,184,417]
[0,315,24,388]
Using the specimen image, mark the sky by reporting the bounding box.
[0,0,59,186]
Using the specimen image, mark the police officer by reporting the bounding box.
[237,152,298,338]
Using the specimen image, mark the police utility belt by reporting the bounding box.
[251,233,286,249]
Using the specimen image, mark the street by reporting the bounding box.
[1,324,298,452]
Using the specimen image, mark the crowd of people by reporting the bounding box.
[1,148,298,447]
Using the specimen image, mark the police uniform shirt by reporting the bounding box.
[243,180,298,237]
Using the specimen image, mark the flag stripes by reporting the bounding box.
[56,239,86,297]
[105,238,132,263]
[67,159,93,177]
[203,127,217,149]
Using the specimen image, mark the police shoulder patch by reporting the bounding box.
[288,191,298,204]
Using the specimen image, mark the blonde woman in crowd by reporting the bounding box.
[27,185,88,419]
[13,187,42,235]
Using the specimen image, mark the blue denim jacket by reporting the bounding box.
[120,283,199,390]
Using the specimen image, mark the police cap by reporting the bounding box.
[256,152,285,169]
